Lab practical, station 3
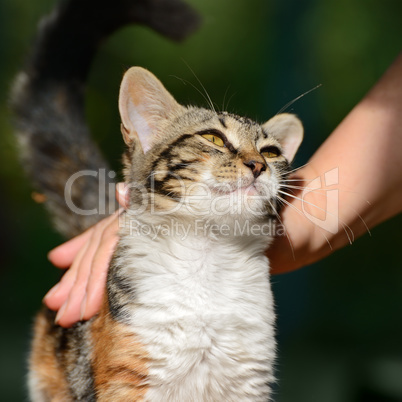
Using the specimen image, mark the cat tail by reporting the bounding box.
[10,0,200,238]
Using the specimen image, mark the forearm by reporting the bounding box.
[270,52,402,273]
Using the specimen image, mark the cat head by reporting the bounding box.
[119,67,303,224]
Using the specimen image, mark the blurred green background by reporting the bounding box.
[0,0,401,400]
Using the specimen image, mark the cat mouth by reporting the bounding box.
[235,184,259,196]
[211,182,260,196]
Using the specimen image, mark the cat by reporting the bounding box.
[11,0,303,401]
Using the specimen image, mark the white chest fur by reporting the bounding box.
[117,222,276,401]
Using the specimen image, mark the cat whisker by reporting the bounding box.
[279,185,372,237]
[222,85,237,112]
[284,162,311,175]
[222,85,230,112]
[181,60,217,114]
[282,182,372,207]
[276,84,322,115]
[280,178,307,183]
[280,184,329,193]
[171,74,216,113]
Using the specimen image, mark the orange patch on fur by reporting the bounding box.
[29,310,71,401]
[200,153,211,162]
[31,192,47,203]
[91,301,150,401]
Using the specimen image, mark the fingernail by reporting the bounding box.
[55,302,67,324]
[43,283,60,301]
[47,250,55,261]
[80,296,87,321]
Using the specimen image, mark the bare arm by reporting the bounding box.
[269,51,402,273]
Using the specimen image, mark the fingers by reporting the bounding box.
[81,217,120,320]
[44,232,93,310]
[48,229,93,269]
[43,210,121,327]
[55,219,107,327]
[57,211,120,327]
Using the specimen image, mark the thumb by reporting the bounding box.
[116,182,129,209]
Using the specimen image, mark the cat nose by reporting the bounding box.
[243,160,267,178]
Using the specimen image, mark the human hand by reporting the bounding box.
[43,183,129,327]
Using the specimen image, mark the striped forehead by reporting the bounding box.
[215,113,278,150]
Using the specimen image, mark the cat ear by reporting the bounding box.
[262,113,303,162]
[118,67,184,153]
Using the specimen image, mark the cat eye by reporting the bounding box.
[201,133,225,147]
[261,146,281,159]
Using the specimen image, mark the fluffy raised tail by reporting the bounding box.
[10,0,200,238]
